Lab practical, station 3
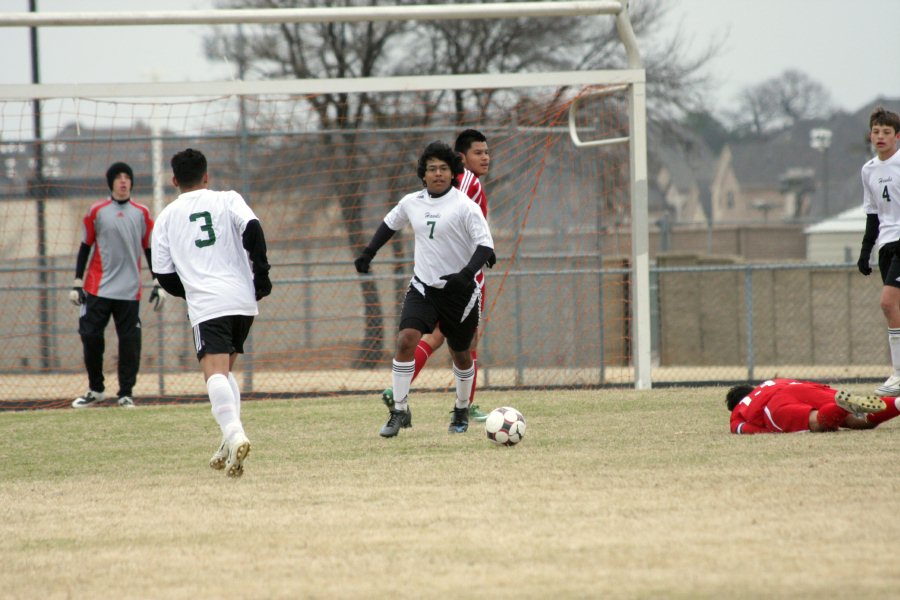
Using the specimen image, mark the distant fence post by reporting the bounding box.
[745,267,754,381]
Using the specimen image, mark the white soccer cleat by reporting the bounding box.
[225,433,251,479]
[117,396,135,408]
[209,439,227,470]
[72,390,105,408]
[834,390,884,415]
[875,374,900,397]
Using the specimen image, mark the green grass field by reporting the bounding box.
[2,387,899,599]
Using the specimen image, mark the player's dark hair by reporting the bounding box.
[726,384,754,411]
[416,141,464,182]
[171,148,208,188]
[454,128,487,154]
[869,106,900,133]
[105,161,134,191]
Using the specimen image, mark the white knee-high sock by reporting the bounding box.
[392,359,415,410]
[453,364,475,409]
[889,328,900,375]
[227,372,241,421]
[208,373,242,441]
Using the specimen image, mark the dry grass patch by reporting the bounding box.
[2,388,899,599]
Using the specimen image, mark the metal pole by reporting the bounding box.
[744,267,754,381]
[823,147,829,216]
[628,80,651,389]
[0,2,628,27]
[151,119,166,396]
[514,270,524,386]
[236,24,254,393]
[30,0,50,370]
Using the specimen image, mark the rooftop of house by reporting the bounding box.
[803,205,866,234]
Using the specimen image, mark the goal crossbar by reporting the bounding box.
[0,1,626,26]
[0,70,645,101]
[0,1,640,70]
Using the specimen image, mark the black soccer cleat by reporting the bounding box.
[380,407,412,438]
[448,406,469,433]
[72,390,105,408]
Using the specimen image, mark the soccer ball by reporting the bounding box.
[485,406,526,446]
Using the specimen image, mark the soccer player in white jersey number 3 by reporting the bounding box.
[355,141,496,437]
[151,149,272,478]
[856,106,900,396]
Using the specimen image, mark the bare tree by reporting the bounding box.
[206,0,720,365]
[209,0,428,366]
[411,1,719,127]
[732,69,835,137]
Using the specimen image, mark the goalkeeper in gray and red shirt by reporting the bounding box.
[69,161,164,409]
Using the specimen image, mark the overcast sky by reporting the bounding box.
[0,0,898,114]
[662,0,900,113]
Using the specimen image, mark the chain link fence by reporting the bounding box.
[0,252,886,408]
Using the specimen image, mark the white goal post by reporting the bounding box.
[0,0,651,390]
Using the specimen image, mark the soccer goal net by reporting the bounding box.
[0,2,648,408]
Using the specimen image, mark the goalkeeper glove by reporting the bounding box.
[148,284,167,311]
[69,278,86,306]
[440,267,476,295]
[354,248,376,274]
[857,247,873,276]
[486,250,497,269]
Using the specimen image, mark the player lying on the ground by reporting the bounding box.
[726,378,900,434]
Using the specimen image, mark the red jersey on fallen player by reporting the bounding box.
[730,378,837,434]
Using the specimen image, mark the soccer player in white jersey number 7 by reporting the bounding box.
[151,149,272,478]
[856,106,900,396]
[355,141,496,437]
[380,129,494,423]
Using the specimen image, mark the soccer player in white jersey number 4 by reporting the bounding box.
[151,149,272,478]
[355,141,496,437]
[856,106,900,396]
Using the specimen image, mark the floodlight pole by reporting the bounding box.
[810,127,832,216]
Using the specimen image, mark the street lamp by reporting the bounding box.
[810,127,832,216]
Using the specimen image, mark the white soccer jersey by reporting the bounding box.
[152,188,258,327]
[861,151,900,249]
[383,186,493,288]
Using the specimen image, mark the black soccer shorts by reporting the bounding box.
[878,241,900,288]
[399,284,480,352]
[192,314,255,360]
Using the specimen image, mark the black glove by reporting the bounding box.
[254,272,272,300]
[440,267,476,295]
[354,248,376,274]
[486,250,497,269]
[858,248,873,276]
